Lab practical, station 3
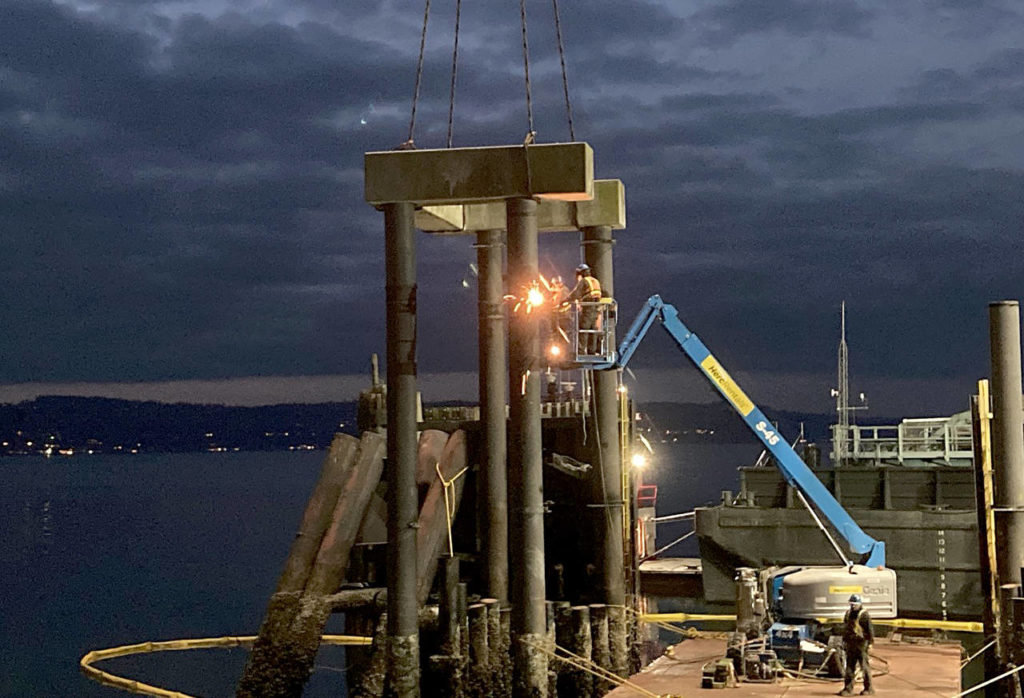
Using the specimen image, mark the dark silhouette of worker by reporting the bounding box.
[839,593,874,695]
[561,263,602,354]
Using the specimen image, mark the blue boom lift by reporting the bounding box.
[564,294,897,674]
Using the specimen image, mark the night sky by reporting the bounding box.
[2,0,1022,417]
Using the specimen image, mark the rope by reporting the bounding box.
[949,661,1024,697]
[640,530,695,562]
[550,0,575,140]
[405,0,432,148]
[961,639,996,668]
[80,634,373,697]
[518,0,535,139]
[519,636,664,698]
[436,461,469,557]
[446,0,461,147]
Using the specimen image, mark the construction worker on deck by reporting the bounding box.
[561,263,603,354]
[839,593,875,696]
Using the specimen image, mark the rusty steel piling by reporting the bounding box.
[385,201,421,697]
[507,197,548,696]
[990,301,1024,666]
[583,224,628,676]
[477,228,510,603]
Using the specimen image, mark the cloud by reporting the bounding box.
[692,0,875,46]
[0,0,1021,415]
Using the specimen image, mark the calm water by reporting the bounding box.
[1,442,759,697]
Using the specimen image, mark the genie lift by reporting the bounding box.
[567,295,896,677]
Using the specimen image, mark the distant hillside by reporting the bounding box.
[636,401,833,445]
[0,397,357,455]
[0,395,834,457]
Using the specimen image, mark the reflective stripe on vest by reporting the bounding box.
[584,276,602,300]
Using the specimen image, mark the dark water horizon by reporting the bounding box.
[2,442,760,697]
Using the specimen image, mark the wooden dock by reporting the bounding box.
[608,637,962,697]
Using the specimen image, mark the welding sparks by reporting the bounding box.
[507,278,552,315]
[527,286,545,309]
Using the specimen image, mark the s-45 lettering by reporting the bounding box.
[756,421,780,445]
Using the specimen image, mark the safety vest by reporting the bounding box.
[846,608,866,638]
[581,275,602,300]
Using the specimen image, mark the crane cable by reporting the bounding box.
[404,0,432,148]
[550,0,575,141]
[407,0,576,146]
[446,0,462,147]
[518,0,536,140]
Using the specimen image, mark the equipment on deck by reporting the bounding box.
[570,294,897,681]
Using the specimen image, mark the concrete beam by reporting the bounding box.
[415,179,626,234]
[365,142,593,206]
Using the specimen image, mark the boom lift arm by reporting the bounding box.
[596,295,885,568]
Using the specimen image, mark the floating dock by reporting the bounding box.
[607,637,962,697]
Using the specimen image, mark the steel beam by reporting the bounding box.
[416,179,625,234]
[506,197,548,697]
[477,228,509,603]
[366,143,593,206]
[384,201,420,698]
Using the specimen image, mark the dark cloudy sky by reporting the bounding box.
[2,0,1022,417]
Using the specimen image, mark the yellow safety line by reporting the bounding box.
[640,612,983,633]
[80,634,372,698]
[436,462,469,557]
[640,612,737,623]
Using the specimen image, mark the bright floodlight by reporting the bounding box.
[549,344,562,357]
[630,452,648,469]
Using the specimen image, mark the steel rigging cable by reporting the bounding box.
[405,0,432,148]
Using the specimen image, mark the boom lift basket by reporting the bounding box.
[570,298,617,364]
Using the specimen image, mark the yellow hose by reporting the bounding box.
[80,634,373,697]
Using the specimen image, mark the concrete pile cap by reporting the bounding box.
[364,142,594,206]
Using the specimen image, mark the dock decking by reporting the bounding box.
[608,637,962,697]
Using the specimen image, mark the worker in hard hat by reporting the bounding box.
[839,594,875,695]
[560,263,603,354]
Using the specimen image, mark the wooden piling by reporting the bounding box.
[500,606,513,698]
[308,432,388,595]
[607,604,629,681]
[237,433,362,698]
[440,558,461,656]
[416,431,469,602]
[468,603,489,697]
[589,604,611,695]
[548,601,561,698]
[567,606,594,698]
[458,583,470,697]
[484,599,503,698]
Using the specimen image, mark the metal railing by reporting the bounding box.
[831,413,974,465]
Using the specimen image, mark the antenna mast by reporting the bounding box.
[834,302,850,466]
